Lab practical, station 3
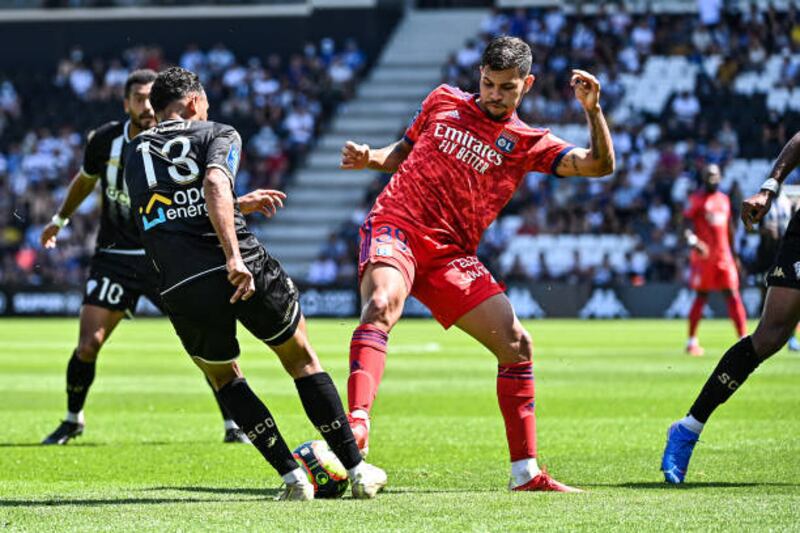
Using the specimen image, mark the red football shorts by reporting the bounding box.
[689,258,739,292]
[358,216,505,328]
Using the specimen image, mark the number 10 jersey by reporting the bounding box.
[124,119,260,294]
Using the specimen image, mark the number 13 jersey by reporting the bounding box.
[124,119,260,293]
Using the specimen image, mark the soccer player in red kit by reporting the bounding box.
[683,164,747,357]
[339,36,615,492]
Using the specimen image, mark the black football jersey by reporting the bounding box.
[82,120,142,251]
[123,119,260,292]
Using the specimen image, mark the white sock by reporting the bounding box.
[687,336,699,347]
[282,467,309,485]
[679,415,704,435]
[65,411,84,424]
[350,409,369,422]
[347,460,367,480]
[223,419,239,431]
[511,458,541,486]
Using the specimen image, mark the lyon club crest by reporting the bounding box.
[495,130,518,153]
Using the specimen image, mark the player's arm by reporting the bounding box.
[340,139,412,174]
[40,170,98,249]
[204,168,254,304]
[682,218,709,258]
[554,70,615,178]
[743,130,800,230]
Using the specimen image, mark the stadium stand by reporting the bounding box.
[312,3,800,287]
[0,37,368,287]
[2,2,800,293]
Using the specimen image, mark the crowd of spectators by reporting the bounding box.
[312,3,800,287]
[0,39,366,287]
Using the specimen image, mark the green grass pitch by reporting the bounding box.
[0,317,798,531]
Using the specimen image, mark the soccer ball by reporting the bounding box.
[292,440,349,498]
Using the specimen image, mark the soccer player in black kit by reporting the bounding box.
[123,67,387,500]
[41,70,247,445]
[662,129,800,483]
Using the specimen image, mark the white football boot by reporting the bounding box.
[275,478,314,501]
[349,461,387,499]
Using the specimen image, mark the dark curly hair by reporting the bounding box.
[149,66,204,113]
[481,36,532,77]
[124,69,157,98]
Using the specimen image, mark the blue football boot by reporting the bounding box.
[661,422,700,484]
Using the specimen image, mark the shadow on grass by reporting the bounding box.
[0,443,106,448]
[145,486,279,497]
[586,482,799,489]
[0,496,261,508]
[151,486,499,496]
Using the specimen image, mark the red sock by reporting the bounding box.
[497,361,536,461]
[726,292,747,338]
[347,324,388,414]
[688,295,707,338]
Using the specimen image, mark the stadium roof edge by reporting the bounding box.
[495,0,700,14]
[0,0,378,22]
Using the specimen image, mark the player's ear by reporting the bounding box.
[184,94,198,118]
[523,74,535,94]
[123,95,131,114]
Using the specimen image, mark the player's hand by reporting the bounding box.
[570,69,601,112]
[40,223,61,249]
[238,189,286,217]
[742,190,774,231]
[695,240,710,259]
[340,141,370,170]
[227,257,255,304]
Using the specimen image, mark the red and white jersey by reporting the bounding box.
[684,190,734,264]
[369,84,574,252]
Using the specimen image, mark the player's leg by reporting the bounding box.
[145,282,245,444]
[454,293,580,493]
[163,272,314,500]
[721,289,747,339]
[42,304,125,445]
[236,251,387,498]
[266,317,387,498]
[347,263,409,434]
[202,376,248,443]
[346,219,416,454]
[686,290,707,356]
[662,286,800,483]
[194,357,313,500]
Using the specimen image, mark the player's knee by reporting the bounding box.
[496,328,533,365]
[76,337,102,362]
[361,292,400,330]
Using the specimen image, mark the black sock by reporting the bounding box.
[217,378,297,475]
[689,336,762,423]
[295,372,362,470]
[206,377,234,422]
[66,350,95,415]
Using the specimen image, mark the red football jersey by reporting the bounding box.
[369,84,574,252]
[684,190,734,264]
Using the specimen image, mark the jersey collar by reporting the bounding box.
[123,119,132,142]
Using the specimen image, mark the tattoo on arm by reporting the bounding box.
[570,153,579,175]
[587,110,609,165]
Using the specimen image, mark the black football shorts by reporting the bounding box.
[160,248,301,363]
[83,251,163,316]
[766,212,800,291]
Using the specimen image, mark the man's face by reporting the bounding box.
[478,66,533,120]
[124,82,155,130]
[704,164,722,191]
